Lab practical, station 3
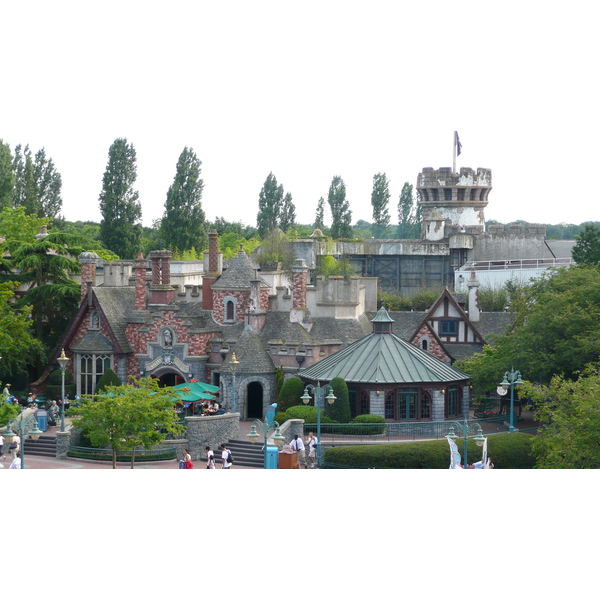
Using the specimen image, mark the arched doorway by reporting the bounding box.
[158,372,185,387]
[247,381,263,419]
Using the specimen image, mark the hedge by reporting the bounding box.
[322,432,536,469]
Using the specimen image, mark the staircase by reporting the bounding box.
[224,439,264,468]
[23,435,57,458]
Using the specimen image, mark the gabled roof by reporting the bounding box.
[220,326,275,374]
[211,249,270,290]
[298,324,470,385]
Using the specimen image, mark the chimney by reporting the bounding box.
[78,252,99,301]
[291,258,308,309]
[148,250,175,304]
[202,229,221,310]
[467,270,480,322]
[134,253,147,310]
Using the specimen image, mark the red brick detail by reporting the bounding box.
[208,230,219,274]
[412,324,450,362]
[80,261,97,300]
[292,270,307,309]
[134,255,147,310]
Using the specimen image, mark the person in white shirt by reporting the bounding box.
[220,443,232,469]
[205,446,216,469]
[291,434,307,469]
[307,431,318,468]
[9,451,21,469]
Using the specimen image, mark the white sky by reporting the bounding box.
[2,1,598,229]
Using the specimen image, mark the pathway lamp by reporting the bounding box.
[447,418,486,469]
[3,413,43,469]
[300,382,336,467]
[57,348,69,432]
[229,352,240,413]
[499,368,523,433]
[247,403,285,468]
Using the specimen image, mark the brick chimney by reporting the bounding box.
[202,229,221,310]
[291,258,308,309]
[78,252,99,301]
[148,250,175,305]
[134,253,147,310]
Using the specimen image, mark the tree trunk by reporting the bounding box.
[112,448,117,469]
[131,450,136,469]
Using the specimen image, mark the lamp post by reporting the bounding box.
[447,417,486,469]
[229,352,240,413]
[300,382,336,467]
[57,348,69,432]
[3,413,43,469]
[500,367,523,433]
[247,403,285,468]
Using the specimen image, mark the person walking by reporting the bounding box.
[220,443,232,469]
[0,433,4,461]
[291,434,307,469]
[9,451,21,469]
[183,448,194,469]
[307,431,318,468]
[2,382,11,406]
[205,446,216,469]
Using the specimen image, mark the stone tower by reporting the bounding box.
[417,167,492,242]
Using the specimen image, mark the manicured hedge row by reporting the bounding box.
[322,433,536,469]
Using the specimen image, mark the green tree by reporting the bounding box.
[456,266,600,388]
[99,138,142,258]
[572,223,600,266]
[371,173,390,239]
[71,377,184,469]
[326,377,351,423]
[328,175,352,239]
[256,172,284,237]
[11,145,63,218]
[0,281,45,375]
[397,182,420,238]
[160,147,207,254]
[523,365,600,468]
[279,192,296,232]
[0,140,14,210]
[314,196,326,230]
[277,376,305,412]
[274,365,285,398]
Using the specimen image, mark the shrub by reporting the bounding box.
[46,367,75,400]
[326,377,351,423]
[322,432,536,469]
[96,368,122,393]
[276,377,305,413]
[349,414,386,435]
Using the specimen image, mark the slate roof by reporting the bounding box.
[220,325,275,374]
[93,287,135,353]
[211,249,270,290]
[70,331,114,353]
[298,328,470,384]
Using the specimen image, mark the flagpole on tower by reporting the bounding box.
[453,131,462,173]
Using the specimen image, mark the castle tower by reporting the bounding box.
[417,167,492,242]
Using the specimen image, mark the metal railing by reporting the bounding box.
[67,446,176,462]
[461,258,573,271]
[302,419,513,444]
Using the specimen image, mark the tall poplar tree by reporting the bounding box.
[314,196,325,230]
[371,172,391,238]
[279,192,296,232]
[11,145,63,218]
[160,147,207,253]
[398,182,421,239]
[0,140,14,210]
[256,172,284,237]
[99,138,142,258]
[327,175,352,239]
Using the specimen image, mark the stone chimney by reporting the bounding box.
[202,229,221,310]
[134,253,147,310]
[148,250,175,305]
[78,252,99,301]
[290,258,310,327]
[466,270,480,322]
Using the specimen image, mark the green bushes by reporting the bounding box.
[276,404,338,425]
[347,414,386,434]
[326,377,351,423]
[276,377,305,413]
[95,368,122,393]
[322,432,536,469]
[46,367,75,400]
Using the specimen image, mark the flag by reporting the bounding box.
[447,436,463,469]
[455,131,462,156]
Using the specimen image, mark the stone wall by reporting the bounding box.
[184,413,240,461]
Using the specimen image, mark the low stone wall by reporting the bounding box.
[185,413,240,461]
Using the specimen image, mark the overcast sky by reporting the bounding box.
[2,1,598,230]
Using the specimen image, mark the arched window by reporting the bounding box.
[420,391,432,420]
[421,338,428,351]
[226,300,235,321]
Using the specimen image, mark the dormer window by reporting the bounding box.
[223,296,238,323]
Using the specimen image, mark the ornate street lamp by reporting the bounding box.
[57,348,69,432]
[499,367,523,433]
[301,382,336,467]
[447,419,486,468]
[229,352,240,413]
[247,403,285,468]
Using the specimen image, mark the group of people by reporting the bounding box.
[290,431,319,469]
[180,443,233,469]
